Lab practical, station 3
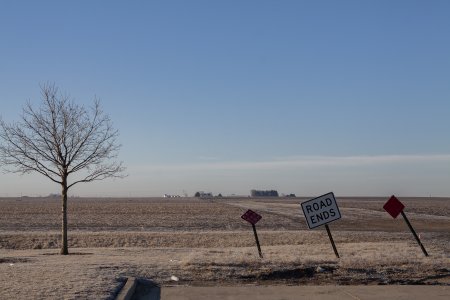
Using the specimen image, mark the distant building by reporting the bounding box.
[250,189,279,197]
[163,194,181,198]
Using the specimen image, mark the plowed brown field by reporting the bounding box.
[1,197,449,299]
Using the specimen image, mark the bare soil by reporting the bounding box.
[0,197,449,299]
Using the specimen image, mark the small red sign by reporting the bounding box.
[241,209,262,225]
[383,195,405,218]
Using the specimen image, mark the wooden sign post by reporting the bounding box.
[241,209,263,258]
[301,192,342,258]
[383,195,429,257]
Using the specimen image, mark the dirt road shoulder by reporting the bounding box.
[162,285,449,300]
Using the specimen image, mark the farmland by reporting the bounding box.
[0,196,449,299]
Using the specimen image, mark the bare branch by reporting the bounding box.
[68,161,126,189]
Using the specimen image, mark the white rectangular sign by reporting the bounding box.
[301,192,341,229]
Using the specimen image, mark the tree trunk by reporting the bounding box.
[60,177,69,255]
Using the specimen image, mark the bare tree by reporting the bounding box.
[0,84,125,255]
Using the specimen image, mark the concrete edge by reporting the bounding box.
[116,277,137,300]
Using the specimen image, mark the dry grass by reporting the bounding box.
[1,230,448,252]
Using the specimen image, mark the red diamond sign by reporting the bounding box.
[383,195,405,218]
[241,209,262,225]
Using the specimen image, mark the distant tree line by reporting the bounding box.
[194,191,213,198]
[250,189,279,197]
[194,192,223,198]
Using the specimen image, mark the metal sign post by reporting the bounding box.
[241,209,263,258]
[252,223,263,258]
[400,211,429,257]
[383,195,429,257]
[301,192,342,258]
[325,224,340,258]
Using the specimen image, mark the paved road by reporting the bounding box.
[161,285,449,300]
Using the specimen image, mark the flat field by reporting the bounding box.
[0,196,449,299]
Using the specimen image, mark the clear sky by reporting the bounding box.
[1,0,450,197]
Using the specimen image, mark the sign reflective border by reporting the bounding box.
[301,192,341,229]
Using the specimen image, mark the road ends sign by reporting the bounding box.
[301,192,341,229]
[383,195,405,218]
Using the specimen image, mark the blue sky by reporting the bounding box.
[1,0,450,197]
